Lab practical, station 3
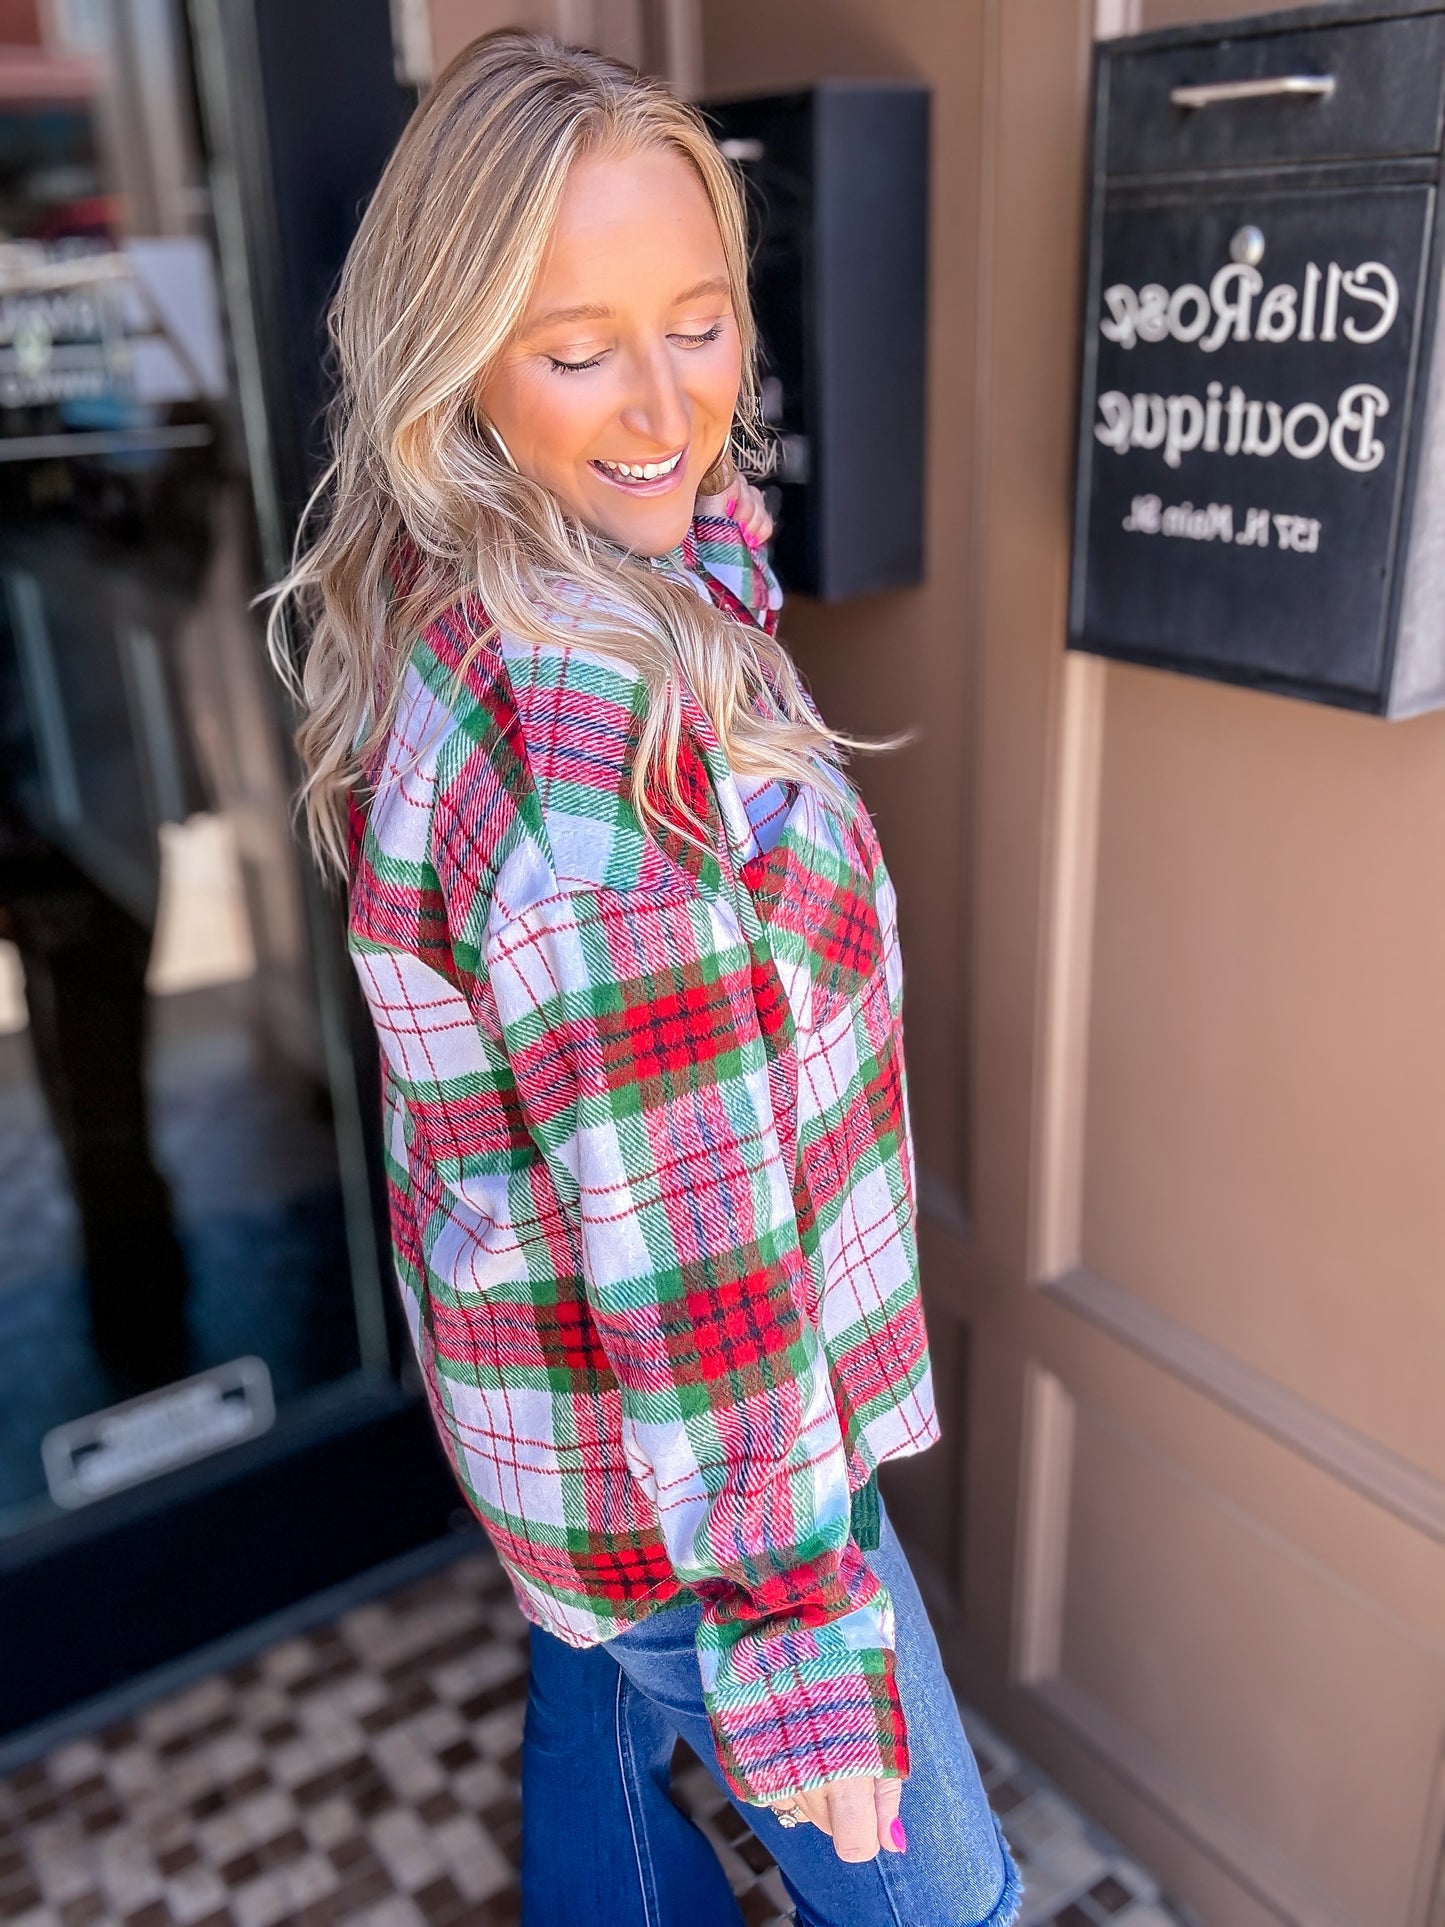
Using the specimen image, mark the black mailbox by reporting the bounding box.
[705,84,930,601]
[1070,1,1445,714]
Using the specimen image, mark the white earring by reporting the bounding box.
[481,417,518,472]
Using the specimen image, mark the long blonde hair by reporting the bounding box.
[266,28,861,875]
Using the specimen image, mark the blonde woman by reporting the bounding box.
[271,30,1020,1927]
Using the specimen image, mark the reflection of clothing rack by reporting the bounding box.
[0,249,128,289]
[0,424,212,465]
[0,241,227,420]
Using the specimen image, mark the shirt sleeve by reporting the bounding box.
[690,501,785,637]
[484,877,910,1806]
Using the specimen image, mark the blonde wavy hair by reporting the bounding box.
[266,28,864,875]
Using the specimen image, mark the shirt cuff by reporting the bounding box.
[704,1641,911,1804]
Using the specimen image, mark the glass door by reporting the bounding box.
[0,0,458,1744]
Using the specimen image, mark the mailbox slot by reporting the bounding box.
[1105,14,1445,176]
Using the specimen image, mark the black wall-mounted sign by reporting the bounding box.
[1070,2,1445,715]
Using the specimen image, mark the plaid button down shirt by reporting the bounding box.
[347,507,940,1804]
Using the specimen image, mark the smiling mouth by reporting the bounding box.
[591,449,686,491]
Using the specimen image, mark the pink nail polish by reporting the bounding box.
[726,495,738,516]
[890,1818,907,1852]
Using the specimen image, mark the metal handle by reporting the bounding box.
[1170,74,1336,110]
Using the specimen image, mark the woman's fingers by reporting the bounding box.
[825,1777,884,1862]
[874,1774,905,1852]
[694,476,773,549]
[736,483,774,549]
[782,1785,830,1834]
[762,1776,906,1863]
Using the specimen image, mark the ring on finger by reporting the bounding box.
[760,1798,805,1828]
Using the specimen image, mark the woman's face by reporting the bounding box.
[477,145,743,557]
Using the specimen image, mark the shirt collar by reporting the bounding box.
[594,523,697,580]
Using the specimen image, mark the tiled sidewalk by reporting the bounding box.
[0,1549,1191,1927]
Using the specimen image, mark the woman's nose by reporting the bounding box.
[619,349,690,451]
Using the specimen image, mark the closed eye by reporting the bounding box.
[546,320,726,374]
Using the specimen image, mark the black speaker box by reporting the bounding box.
[704,82,931,601]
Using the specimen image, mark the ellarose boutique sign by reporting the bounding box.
[1096,253,1397,483]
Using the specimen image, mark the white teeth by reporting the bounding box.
[598,451,682,481]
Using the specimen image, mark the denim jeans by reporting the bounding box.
[520,1495,1023,1926]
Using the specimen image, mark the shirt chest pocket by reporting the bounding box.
[738,785,886,1038]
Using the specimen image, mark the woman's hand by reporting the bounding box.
[760,1774,906,1862]
[696,474,774,553]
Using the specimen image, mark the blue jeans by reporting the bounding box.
[520,1496,1023,1926]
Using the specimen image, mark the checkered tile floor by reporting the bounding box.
[0,1549,1191,1926]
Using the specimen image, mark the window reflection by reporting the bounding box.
[0,0,370,1531]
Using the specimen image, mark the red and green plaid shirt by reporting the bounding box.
[347,507,939,1804]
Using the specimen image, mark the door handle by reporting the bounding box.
[1170,74,1336,110]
